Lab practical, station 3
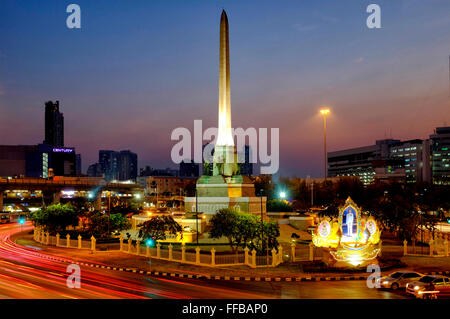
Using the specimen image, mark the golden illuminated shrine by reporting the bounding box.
[312,197,381,267]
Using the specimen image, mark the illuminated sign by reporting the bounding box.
[53,148,74,153]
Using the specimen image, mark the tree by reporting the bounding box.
[138,215,182,241]
[251,219,280,254]
[209,208,241,252]
[30,203,79,234]
[267,199,293,212]
[85,211,130,238]
[209,208,280,254]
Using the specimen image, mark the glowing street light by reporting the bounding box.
[320,108,330,179]
[279,192,286,199]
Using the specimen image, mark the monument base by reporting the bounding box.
[184,196,266,220]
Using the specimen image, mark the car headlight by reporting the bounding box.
[383,281,389,285]
[414,286,420,290]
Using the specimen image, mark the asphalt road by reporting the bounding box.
[0,223,409,299]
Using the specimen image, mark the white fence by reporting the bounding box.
[34,227,94,250]
[33,227,283,268]
[119,238,283,268]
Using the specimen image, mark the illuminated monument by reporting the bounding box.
[184,10,266,219]
[312,197,382,267]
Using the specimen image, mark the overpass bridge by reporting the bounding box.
[0,177,143,211]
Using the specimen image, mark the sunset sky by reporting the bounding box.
[1,0,450,177]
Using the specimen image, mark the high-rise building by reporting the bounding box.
[389,139,431,184]
[44,101,64,147]
[75,154,82,176]
[430,126,450,185]
[87,163,103,178]
[89,150,138,181]
[329,135,437,185]
[119,150,138,181]
[99,150,120,181]
[51,147,76,176]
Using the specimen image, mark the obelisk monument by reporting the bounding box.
[216,10,233,147]
[213,10,238,177]
[185,10,265,220]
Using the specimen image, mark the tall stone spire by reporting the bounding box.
[216,10,234,146]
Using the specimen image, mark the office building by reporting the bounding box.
[75,154,82,176]
[99,150,120,181]
[430,126,450,185]
[328,139,400,185]
[89,150,138,181]
[0,144,77,177]
[44,101,64,147]
[119,150,138,180]
[389,139,431,184]
[87,163,103,178]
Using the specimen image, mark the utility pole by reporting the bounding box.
[320,108,330,179]
[108,191,111,235]
[195,188,199,245]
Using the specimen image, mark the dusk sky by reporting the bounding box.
[1,0,449,178]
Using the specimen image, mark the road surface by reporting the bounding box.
[0,223,408,299]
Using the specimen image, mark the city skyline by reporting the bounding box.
[1,1,450,177]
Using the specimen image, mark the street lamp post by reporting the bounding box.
[259,189,264,257]
[195,188,199,245]
[320,108,330,179]
[107,191,111,235]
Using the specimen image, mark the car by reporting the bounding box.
[406,275,450,299]
[0,213,10,224]
[377,271,424,290]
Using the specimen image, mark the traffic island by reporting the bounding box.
[11,230,428,282]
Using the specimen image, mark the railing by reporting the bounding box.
[33,226,284,268]
[403,232,449,257]
[118,241,283,268]
[33,227,94,250]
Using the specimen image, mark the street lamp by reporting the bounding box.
[258,189,264,248]
[107,191,111,235]
[279,191,286,199]
[195,188,199,245]
[320,108,330,179]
